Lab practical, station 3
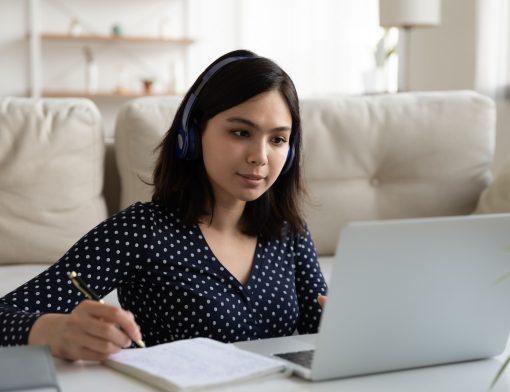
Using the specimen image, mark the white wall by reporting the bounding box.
[409,0,509,175]
[410,0,478,90]
[494,101,510,175]
[0,0,30,96]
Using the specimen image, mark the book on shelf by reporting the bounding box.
[0,345,61,392]
[105,337,290,391]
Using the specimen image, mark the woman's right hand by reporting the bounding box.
[28,300,142,361]
[317,294,327,309]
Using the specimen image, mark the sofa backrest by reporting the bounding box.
[300,91,495,254]
[114,97,180,209]
[115,91,495,256]
[0,97,108,264]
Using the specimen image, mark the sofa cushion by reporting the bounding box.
[301,91,495,254]
[0,98,107,264]
[114,91,495,255]
[475,158,510,213]
[115,97,181,209]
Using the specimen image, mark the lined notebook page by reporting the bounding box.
[106,337,287,391]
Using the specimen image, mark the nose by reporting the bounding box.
[247,140,268,166]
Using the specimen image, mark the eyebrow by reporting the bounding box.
[226,117,291,132]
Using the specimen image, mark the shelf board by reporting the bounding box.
[42,90,177,99]
[39,33,193,45]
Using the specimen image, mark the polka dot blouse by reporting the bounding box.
[0,202,327,347]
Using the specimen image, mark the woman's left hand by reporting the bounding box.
[317,294,327,309]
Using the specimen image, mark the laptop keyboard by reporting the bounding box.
[274,349,315,369]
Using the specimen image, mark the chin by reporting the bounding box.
[238,190,266,202]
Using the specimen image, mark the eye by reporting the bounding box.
[232,130,250,138]
[271,136,288,146]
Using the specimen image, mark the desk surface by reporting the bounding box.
[53,338,510,392]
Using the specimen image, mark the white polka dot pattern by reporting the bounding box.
[0,202,327,346]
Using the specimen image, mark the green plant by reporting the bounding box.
[373,29,396,68]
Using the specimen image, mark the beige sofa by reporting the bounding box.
[0,91,506,302]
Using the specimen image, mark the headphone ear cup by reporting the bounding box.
[176,126,189,159]
[281,144,295,174]
[187,125,200,159]
[176,125,200,160]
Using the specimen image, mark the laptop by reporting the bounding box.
[235,213,510,381]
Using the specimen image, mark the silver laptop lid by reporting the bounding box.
[312,213,510,381]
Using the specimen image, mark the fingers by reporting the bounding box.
[79,301,142,344]
[317,294,327,309]
[75,331,125,357]
[30,304,143,362]
[62,301,142,359]
[60,340,118,362]
[68,312,131,350]
[61,332,123,361]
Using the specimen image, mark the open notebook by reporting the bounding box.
[105,337,290,391]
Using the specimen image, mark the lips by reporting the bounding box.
[238,173,265,181]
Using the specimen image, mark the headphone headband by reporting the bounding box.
[175,53,297,174]
[177,55,255,159]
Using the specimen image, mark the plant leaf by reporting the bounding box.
[495,271,510,285]
[494,246,510,284]
[490,355,510,390]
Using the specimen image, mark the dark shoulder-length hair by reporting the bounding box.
[152,49,306,239]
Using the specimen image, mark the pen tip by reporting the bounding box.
[136,340,146,348]
[68,271,77,279]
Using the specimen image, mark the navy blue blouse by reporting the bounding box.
[0,202,327,346]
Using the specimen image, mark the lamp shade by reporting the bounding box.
[379,0,441,27]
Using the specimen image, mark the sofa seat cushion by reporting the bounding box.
[0,98,107,264]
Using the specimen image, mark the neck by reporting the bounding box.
[201,201,246,234]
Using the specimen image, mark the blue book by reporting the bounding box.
[0,345,60,392]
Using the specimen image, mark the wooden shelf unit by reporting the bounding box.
[42,90,176,98]
[29,0,193,100]
[40,32,194,45]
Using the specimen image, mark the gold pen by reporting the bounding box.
[68,271,146,348]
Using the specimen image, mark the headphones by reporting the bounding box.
[176,54,296,174]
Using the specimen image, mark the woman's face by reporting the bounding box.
[201,90,292,209]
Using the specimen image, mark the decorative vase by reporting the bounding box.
[363,68,387,94]
[85,61,98,94]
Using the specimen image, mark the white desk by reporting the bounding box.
[4,264,509,391]
[53,338,510,392]
[53,356,510,392]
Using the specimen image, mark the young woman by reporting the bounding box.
[0,50,327,361]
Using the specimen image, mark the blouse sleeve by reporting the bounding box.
[294,227,328,334]
[0,203,151,346]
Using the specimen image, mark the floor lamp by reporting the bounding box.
[379,0,441,91]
